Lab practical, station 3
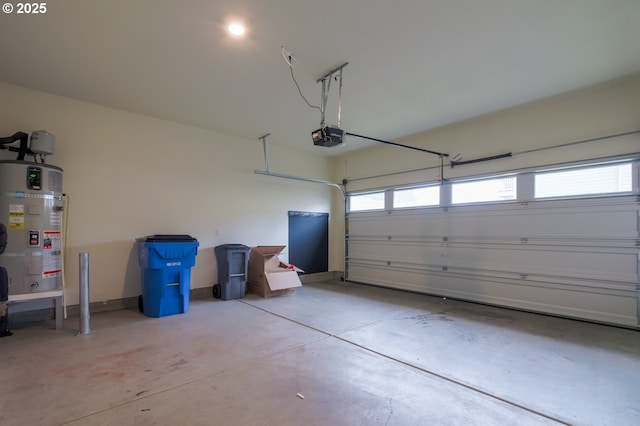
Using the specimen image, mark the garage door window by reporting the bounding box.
[535,162,633,198]
[393,186,440,208]
[349,192,385,212]
[452,176,517,204]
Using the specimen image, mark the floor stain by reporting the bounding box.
[443,308,514,323]
[404,313,455,326]
[167,358,187,372]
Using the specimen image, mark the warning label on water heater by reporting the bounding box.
[42,230,62,278]
[8,204,25,230]
[50,211,61,226]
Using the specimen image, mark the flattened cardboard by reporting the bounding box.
[265,270,302,290]
[247,245,303,297]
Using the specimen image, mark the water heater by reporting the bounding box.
[0,160,64,294]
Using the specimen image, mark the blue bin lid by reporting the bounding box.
[143,234,197,242]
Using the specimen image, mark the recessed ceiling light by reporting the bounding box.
[228,23,246,37]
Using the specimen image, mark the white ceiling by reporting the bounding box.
[1,0,639,156]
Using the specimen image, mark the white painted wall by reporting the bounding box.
[336,73,640,192]
[0,82,335,307]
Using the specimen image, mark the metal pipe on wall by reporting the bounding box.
[78,252,91,335]
[254,170,345,197]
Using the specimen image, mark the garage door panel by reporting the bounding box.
[347,263,638,327]
[349,202,638,240]
[347,196,639,327]
[348,239,638,283]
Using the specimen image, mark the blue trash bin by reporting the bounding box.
[137,235,199,318]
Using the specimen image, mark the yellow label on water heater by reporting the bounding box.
[9,212,25,230]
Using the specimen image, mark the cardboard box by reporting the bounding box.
[247,246,303,297]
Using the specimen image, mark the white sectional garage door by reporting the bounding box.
[346,167,640,328]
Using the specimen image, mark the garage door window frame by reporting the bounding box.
[348,157,639,211]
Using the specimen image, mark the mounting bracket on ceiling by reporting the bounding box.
[317,62,348,129]
[258,133,271,172]
[311,62,349,148]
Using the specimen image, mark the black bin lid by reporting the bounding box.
[215,243,249,251]
[144,234,197,242]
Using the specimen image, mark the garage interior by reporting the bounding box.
[1,1,639,425]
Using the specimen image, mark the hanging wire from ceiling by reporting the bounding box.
[282,46,321,112]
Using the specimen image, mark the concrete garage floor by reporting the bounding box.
[2,280,639,425]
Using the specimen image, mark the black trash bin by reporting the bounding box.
[214,244,250,300]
